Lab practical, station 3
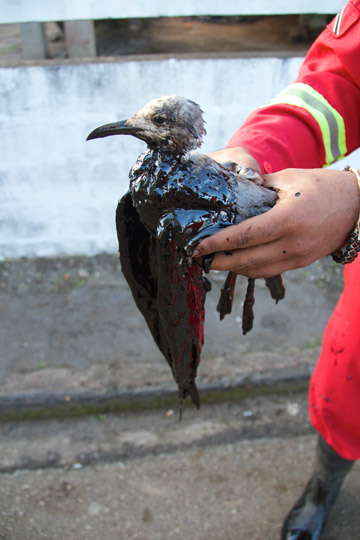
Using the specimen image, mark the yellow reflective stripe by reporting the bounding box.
[270,83,347,166]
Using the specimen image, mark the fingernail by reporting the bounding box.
[192,249,199,257]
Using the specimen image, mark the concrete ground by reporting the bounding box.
[0,255,342,402]
[1,254,357,540]
[1,395,360,540]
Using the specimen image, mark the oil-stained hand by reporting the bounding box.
[194,168,360,278]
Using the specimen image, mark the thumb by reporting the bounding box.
[208,147,262,174]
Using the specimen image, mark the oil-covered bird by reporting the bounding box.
[87,95,285,412]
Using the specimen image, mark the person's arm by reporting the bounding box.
[196,1,360,275]
[224,1,360,173]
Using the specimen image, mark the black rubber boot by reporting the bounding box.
[281,435,355,540]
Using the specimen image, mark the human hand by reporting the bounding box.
[194,168,360,278]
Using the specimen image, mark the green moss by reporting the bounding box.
[35,361,47,370]
[302,339,322,349]
[0,380,309,423]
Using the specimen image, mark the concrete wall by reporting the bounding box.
[1,54,360,260]
[0,0,345,23]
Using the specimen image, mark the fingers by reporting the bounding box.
[208,239,284,276]
[193,206,285,257]
[207,239,315,278]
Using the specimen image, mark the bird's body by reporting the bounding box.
[87,95,285,411]
[130,148,276,238]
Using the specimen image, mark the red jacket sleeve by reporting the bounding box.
[227,0,360,174]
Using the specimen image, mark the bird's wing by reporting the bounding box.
[155,210,212,410]
[115,191,174,375]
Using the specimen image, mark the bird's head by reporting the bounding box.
[87,95,206,155]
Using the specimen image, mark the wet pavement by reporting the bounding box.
[1,254,357,540]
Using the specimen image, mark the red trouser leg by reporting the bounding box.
[309,257,360,460]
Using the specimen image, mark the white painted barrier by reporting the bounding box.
[0,0,345,23]
[0,56,301,259]
[1,54,359,260]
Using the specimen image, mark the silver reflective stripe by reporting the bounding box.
[333,7,345,35]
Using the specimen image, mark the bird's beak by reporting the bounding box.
[86,119,142,141]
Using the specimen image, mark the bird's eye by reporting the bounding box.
[153,115,166,125]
